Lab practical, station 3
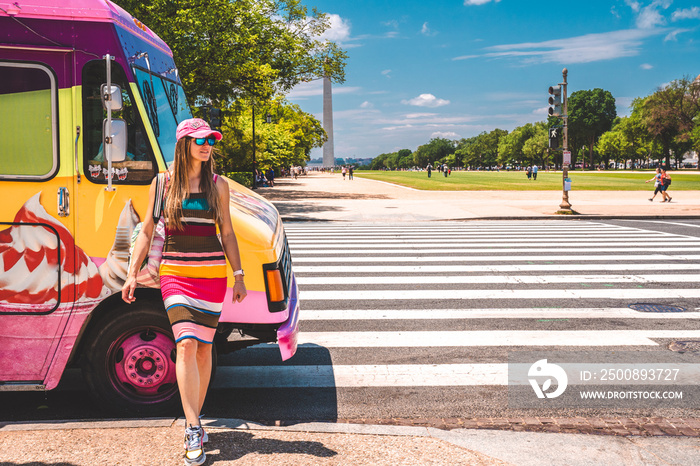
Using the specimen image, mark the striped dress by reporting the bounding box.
[159,179,227,344]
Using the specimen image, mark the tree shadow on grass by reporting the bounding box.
[206,430,338,462]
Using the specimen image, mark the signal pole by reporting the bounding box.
[560,68,570,211]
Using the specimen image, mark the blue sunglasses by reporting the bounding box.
[194,137,217,146]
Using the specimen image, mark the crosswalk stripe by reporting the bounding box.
[301,308,700,320]
[296,274,700,285]
[296,330,700,347]
[292,254,700,263]
[211,364,507,388]
[289,240,700,248]
[294,263,700,273]
[291,247,700,255]
[287,236,683,244]
[301,289,700,300]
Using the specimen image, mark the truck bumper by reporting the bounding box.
[277,275,299,361]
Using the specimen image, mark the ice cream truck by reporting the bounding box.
[0,0,299,414]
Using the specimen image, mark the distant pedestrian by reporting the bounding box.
[443,164,448,177]
[348,166,354,180]
[427,164,432,178]
[526,166,532,180]
[646,168,662,201]
[532,165,538,180]
[660,168,672,202]
[342,166,346,180]
[266,168,275,187]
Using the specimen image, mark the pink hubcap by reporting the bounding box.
[113,330,177,396]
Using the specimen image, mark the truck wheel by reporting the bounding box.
[82,301,179,415]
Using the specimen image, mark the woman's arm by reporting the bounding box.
[216,177,247,303]
[121,177,158,303]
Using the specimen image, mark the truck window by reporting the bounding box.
[0,62,58,179]
[82,60,156,184]
[132,66,191,166]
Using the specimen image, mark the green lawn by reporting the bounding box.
[354,170,700,191]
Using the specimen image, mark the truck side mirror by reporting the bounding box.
[103,118,127,162]
[100,84,123,111]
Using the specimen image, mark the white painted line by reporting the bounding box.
[296,330,700,347]
[292,254,700,263]
[293,263,700,273]
[285,229,645,237]
[300,308,700,320]
[301,289,700,301]
[291,247,700,255]
[211,364,507,388]
[296,274,700,285]
[288,235,674,244]
[288,240,700,248]
[620,220,700,229]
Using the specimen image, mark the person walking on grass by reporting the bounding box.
[123,118,247,466]
[645,168,662,201]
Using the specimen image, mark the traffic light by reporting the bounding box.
[208,107,222,130]
[549,127,559,148]
[548,85,562,117]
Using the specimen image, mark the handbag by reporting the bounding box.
[128,172,169,288]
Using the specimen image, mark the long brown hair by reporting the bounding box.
[163,137,223,230]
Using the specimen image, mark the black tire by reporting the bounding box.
[81,300,217,416]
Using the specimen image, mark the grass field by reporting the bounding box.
[354,170,700,191]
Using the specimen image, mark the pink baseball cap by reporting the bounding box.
[176,118,223,141]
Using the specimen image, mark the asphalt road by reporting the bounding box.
[2,219,700,424]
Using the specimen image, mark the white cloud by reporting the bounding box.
[455,28,666,64]
[464,0,501,5]
[420,22,437,36]
[401,93,450,107]
[431,131,460,139]
[360,101,374,109]
[663,29,688,41]
[381,69,392,78]
[672,7,700,21]
[319,14,352,43]
[640,63,654,69]
[626,0,674,29]
[405,113,438,119]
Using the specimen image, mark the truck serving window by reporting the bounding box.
[133,66,191,166]
[0,62,58,179]
[82,60,156,184]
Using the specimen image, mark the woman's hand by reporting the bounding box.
[232,280,247,303]
[122,275,137,303]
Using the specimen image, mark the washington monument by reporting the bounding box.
[322,76,334,167]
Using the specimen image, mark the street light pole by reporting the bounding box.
[559,68,571,211]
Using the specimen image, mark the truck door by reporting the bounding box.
[0,57,83,385]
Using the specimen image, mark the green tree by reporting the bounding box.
[413,138,456,167]
[641,76,700,168]
[497,124,536,166]
[568,88,617,169]
[521,122,549,167]
[215,99,325,173]
[114,0,347,105]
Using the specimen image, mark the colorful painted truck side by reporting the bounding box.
[0,0,299,415]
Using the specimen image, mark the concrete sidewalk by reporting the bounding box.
[257,171,700,222]
[2,417,700,465]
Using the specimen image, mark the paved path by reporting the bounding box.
[258,172,700,222]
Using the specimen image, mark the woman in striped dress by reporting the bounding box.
[123,118,247,466]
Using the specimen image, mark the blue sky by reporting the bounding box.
[286,0,700,161]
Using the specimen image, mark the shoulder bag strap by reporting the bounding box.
[152,172,167,223]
